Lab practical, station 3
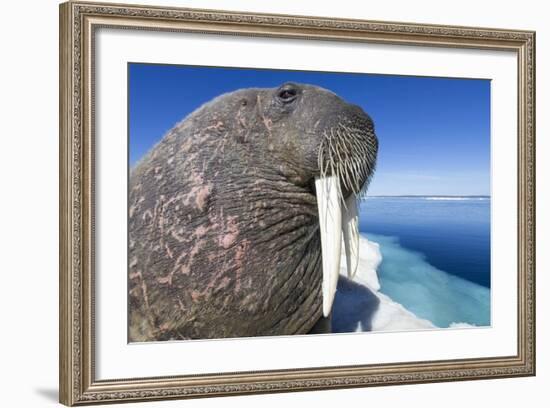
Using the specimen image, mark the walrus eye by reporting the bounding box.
[277,87,298,103]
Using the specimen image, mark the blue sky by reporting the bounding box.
[129,63,490,196]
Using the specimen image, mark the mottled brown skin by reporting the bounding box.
[128,83,377,341]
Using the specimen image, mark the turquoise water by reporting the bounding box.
[360,197,491,327]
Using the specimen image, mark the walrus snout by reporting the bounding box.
[346,102,368,116]
[317,108,377,194]
[312,95,378,316]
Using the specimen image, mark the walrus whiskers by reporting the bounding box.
[315,118,377,313]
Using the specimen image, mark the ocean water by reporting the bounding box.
[359,197,491,327]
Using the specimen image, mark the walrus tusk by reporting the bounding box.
[342,194,360,279]
[315,176,342,317]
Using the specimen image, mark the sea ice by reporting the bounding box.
[369,233,490,328]
[332,236,435,333]
[331,234,490,333]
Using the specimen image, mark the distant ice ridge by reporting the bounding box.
[332,236,436,333]
[366,196,489,201]
[424,196,489,201]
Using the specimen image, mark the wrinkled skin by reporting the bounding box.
[128,83,377,341]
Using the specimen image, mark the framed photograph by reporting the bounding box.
[59,1,536,405]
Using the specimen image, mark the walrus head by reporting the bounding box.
[250,82,378,316]
[129,82,378,340]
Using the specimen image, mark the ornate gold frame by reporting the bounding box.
[59,1,536,405]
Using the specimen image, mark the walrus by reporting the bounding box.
[128,82,378,341]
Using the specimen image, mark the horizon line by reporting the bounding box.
[367,194,491,197]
